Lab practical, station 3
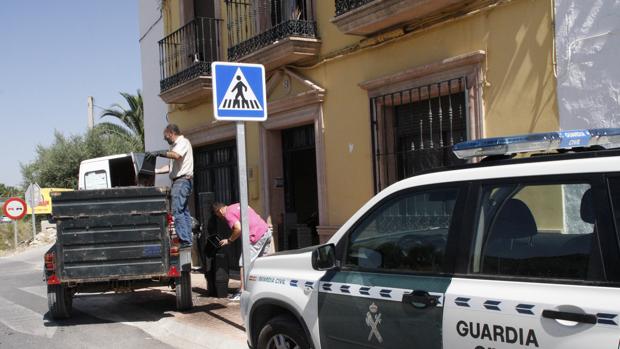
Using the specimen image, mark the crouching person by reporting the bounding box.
[213,202,272,301]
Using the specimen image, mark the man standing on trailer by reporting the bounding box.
[150,124,194,248]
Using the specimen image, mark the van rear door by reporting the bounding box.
[131,152,157,186]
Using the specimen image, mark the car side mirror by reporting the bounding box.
[311,243,337,271]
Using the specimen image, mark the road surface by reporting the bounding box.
[0,245,246,349]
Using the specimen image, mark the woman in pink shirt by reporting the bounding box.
[213,202,272,300]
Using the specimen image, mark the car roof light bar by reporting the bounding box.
[453,128,620,159]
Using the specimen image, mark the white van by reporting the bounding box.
[78,153,156,190]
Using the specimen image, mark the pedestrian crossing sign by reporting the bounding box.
[212,62,267,121]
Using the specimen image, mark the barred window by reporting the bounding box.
[194,141,239,206]
[371,77,468,191]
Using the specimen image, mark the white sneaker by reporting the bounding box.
[228,291,241,301]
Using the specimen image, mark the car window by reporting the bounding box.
[345,187,459,273]
[84,170,108,190]
[471,181,603,281]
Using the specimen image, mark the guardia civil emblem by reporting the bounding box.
[365,302,383,343]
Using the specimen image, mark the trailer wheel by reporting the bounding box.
[47,284,72,319]
[175,271,193,311]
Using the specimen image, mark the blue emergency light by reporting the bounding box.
[453,128,620,159]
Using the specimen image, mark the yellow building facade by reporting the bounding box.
[157,0,558,250]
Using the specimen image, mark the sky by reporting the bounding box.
[0,1,142,187]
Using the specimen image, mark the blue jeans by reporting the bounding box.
[171,178,193,245]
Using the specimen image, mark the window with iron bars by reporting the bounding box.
[225,0,317,61]
[194,141,239,207]
[371,77,468,192]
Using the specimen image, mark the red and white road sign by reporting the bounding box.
[3,197,27,220]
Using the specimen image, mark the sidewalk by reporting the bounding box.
[163,271,247,349]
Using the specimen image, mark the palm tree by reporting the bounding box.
[0,183,19,199]
[97,91,144,150]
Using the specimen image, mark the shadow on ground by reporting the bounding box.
[44,286,244,332]
[43,289,177,327]
[185,303,245,331]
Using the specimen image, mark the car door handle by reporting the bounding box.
[542,309,597,324]
[402,290,438,309]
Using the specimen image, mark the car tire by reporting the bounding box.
[47,284,72,319]
[175,270,193,310]
[257,315,310,349]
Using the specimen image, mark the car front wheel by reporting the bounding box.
[257,315,310,349]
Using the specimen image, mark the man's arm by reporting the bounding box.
[220,221,241,246]
[151,150,182,160]
[146,151,171,174]
[165,150,182,160]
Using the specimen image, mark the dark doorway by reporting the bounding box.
[180,0,219,63]
[281,125,319,250]
[193,140,240,272]
[194,0,216,18]
[193,0,219,63]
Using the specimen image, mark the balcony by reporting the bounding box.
[159,17,222,104]
[332,0,472,36]
[225,0,320,70]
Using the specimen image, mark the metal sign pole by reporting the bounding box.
[30,185,36,240]
[13,220,17,249]
[212,61,266,290]
[236,121,251,289]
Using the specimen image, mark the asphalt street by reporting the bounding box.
[0,245,246,349]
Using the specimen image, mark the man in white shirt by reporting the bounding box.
[150,124,194,247]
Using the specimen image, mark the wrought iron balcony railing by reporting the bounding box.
[225,0,318,62]
[159,17,222,92]
[335,0,374,16]
[334,0,480,36]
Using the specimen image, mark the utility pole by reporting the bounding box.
[87,96,94,129]
[30,185,36,240]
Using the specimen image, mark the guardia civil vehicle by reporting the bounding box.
[241,129,620,349]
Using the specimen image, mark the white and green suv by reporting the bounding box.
[241,129,620,349]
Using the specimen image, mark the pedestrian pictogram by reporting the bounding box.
[218,69,263,111]
[3,197,27,220]
[212,62,267,121]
